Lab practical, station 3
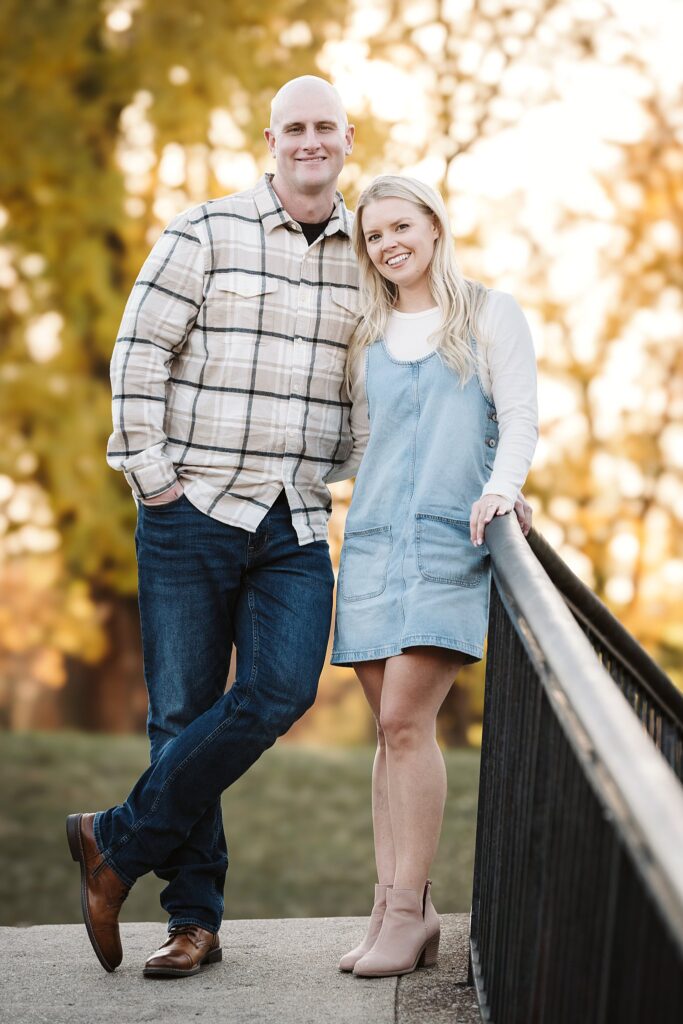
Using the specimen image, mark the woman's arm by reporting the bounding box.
[470,291,539,545]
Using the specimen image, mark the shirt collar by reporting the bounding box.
[254,173,352,238]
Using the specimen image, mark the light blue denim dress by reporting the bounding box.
[331,338,498,666]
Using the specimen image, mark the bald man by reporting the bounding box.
[67,76,363,977]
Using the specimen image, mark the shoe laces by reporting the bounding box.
[168,924,203,949]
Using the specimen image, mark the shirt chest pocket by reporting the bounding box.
[314,286,359,376]
[213,273,281,342]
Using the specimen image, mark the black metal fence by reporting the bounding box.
[468,516,683,1023]
[527,530,683,781]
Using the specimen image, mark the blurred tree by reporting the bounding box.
[0,0,385,729]
[320,0,683,735]
[0,0,680,737]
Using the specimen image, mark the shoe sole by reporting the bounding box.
[66,813,118,973]
[352,934,440,978]
[143,947,223,978]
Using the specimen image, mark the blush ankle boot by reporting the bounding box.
[352,880,440,978]
[338,883,392,972]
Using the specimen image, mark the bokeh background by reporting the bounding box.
[1,0,681,926]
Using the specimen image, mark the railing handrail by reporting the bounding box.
[485,513,683,954]
[527,528,683,727]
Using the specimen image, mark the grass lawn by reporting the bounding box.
[0,732,480,926]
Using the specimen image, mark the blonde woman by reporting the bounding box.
[332,176,538,978]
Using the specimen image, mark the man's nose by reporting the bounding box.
[301,128,320,149]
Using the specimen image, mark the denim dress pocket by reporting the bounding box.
[340,525,392,601]
[415,513,486,587]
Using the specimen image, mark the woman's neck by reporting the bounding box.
[394,282,436,313]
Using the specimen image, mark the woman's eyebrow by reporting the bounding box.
[364,218,413,234]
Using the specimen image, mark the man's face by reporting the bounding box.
[265,86,354,198]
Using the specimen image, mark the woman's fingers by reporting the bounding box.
[513,494,533,536]
[470,495,512,546]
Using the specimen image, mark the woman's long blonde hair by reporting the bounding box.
[348,175,488,388]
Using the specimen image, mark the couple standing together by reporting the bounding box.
[67,75,538,980]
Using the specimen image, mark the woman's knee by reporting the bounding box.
[379,705,432,749]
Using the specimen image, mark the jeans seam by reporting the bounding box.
[92,814,135,887]
[112,581,261,851]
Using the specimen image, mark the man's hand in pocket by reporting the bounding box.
[140,480,184,506]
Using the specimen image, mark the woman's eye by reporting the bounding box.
[397,223,409,230]
[367,234,380,243]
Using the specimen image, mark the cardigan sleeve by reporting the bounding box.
[478,290,539,505]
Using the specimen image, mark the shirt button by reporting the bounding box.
[487,438,497,448]
[292,383,301,394]
[490,412,498,422]
[295,337,303,344]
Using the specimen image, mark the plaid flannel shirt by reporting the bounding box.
[107,173,362,545]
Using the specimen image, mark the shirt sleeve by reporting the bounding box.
[324,347,371,483]
[479,291,539,505]
[106,212,205,500]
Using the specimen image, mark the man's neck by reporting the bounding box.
[269,175,337,224]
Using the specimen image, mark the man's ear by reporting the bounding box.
[344,124,355,155]
[264,128,276,157]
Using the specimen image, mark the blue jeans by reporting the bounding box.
[94,491,334,933]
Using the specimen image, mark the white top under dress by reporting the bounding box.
[343,289,538,506]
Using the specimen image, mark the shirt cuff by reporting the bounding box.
[122,446,178,500]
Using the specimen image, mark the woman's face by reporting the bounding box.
[361,197,439,292]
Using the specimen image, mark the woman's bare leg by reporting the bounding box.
[379,648,465,893]
[354,660,394,884]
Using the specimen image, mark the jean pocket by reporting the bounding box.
[140,493,186,511]
[340,525,392,601]
[415,513,486,587]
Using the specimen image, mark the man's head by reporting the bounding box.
[265,76,354,201]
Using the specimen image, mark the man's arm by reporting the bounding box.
[106,211,205,500]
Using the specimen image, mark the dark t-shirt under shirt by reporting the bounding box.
[297,217,332,246]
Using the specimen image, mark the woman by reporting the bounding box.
[332,176,538,978]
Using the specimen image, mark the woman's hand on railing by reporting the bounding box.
[471,492,533,546]
[514,493,533,537]
[470,494,513,547]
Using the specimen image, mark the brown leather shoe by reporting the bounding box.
[143,925,222,978]
[66,812,130,972]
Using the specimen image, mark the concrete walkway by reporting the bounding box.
[1,915,481,1024]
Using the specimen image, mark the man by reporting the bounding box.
[67,75,365,977]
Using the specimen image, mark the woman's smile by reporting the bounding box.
[386,252,411,267]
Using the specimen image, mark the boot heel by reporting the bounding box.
[66,814,83,862]
[419,932,440,968]
[205,947,223,965]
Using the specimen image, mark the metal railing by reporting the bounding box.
[527,530,683,781]
[467,516,683,1023]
